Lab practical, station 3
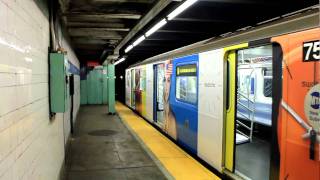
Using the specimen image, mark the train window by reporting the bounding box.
[140,68,146,91]
[226,61,230,109]
[263,68,272,97]
[237,45,272,98]
[176,64,197,104]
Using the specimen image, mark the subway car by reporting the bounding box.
[125,6,319,180]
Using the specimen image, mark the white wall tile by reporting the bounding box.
[0,73,15,87]
[0,0,80,180]
[0,2,8,33]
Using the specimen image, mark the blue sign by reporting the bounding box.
[311,91,319,110]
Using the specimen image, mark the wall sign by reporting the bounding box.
[303,40,320,62]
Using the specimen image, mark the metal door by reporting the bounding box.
[153,64,165,125]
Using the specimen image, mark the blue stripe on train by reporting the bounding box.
[170,54,199,154]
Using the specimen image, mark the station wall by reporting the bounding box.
[0,0,80,180]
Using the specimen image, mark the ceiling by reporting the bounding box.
[120,0,318,67]
[58,0,318,66]
[58,0,159,62]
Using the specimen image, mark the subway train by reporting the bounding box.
[125,6,319,180]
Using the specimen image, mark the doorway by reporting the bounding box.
[131,69,135,108]
[153,64,165,126]
[234,45,273,180]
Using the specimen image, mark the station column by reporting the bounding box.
[107,64,116,114]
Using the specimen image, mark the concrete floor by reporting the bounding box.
[235,137,270,180]
[65,105,167,180]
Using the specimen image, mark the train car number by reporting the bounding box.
[303,40,320,62]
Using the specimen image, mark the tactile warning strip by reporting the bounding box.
[116,102,220,180]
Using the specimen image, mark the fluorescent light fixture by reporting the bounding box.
[132,35,145,47]
[167,0,198,21]
[114,57,126,66]
[125,45,133,53]
[145,19,167,37]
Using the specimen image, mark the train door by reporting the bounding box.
[125,70,131,106]
[135,69,142,113]
[153,64,165,125]
[235,45,273,180]
[224,44,248,173]
[170,55,199,153]
[224,43,278,180]
[131,69,135,108]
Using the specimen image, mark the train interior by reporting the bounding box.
[235,45,273,180]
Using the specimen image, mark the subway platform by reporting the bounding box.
[64,103,219,180]
[64,105,168,180]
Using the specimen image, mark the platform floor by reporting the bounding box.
[65,105,167,180]
[115,102,220,180]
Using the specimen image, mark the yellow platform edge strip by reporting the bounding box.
[116,101,220,180]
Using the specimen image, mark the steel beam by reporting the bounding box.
[62,13,142,19]
[58,0,70,13]
[67,22,126,28]
[68,29,123,38]
[69,28,130,32]
[72,38,117,45]
[91,0,154,3]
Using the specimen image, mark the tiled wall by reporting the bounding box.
[62,37,80,144]
[0,0,80,179]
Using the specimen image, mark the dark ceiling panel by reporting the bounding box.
[58,0,318,67]
[59,0,157,62]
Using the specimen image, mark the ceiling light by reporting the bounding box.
[167,0,198,21]
[125,45,133,53]
[114,57,126,66]
[145,19,167,37]
[132,35,145,47]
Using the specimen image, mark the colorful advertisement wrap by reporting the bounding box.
[163,60,178,140]
[132,66,147,116]
[272,28,320,180]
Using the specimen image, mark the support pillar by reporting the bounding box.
[107,64,115,114]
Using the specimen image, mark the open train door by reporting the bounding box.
[224,44,248,174]
[130,69,135,108]
[224,43,278,180]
